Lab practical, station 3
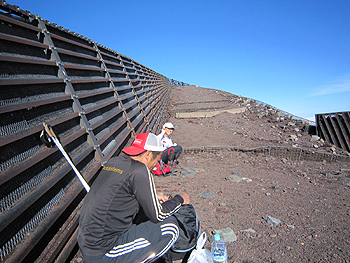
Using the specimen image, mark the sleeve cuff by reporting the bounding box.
[173,194,184,204]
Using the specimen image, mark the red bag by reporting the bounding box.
[152,161,171,176]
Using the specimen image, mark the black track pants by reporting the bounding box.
[161,146,182,164]
[82,216,179,263]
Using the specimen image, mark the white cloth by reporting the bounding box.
[157,130,177,148]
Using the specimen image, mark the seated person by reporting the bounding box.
[77,132,190,263]
[157,122,183,166]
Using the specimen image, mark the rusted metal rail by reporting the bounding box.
[316,112,350,153]
[0,1,184,262]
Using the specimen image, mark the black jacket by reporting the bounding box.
[77,154,183,256]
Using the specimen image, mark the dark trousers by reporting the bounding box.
[161,145,182,164]
[81,216,179,263]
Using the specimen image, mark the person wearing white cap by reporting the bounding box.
[77,132,190,263]
[157,123,183,166]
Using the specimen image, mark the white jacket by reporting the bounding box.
[157,131,177,148]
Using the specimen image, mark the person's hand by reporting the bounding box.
[157,194,169,203]
[180,193,190,204]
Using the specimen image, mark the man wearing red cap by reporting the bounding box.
[77,133,190,263]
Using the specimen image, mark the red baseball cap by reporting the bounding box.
[122,132,166,155]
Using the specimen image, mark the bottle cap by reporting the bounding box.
[214,234,221,241]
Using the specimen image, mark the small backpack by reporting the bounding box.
[164,204,200,262]
[152,161,171,176]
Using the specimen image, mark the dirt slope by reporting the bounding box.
[154,85,350,262]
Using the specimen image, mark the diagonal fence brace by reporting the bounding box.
[41,123,91,192]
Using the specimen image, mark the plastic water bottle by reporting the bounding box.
[211,234,227,263]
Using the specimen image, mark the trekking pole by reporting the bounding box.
[41,123,91,192]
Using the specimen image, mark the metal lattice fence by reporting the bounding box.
[316,112,350,153]
[0,2,180,262]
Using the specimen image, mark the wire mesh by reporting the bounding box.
[0,189,65,261]
[183,145,350,162]
[0,166,53,213]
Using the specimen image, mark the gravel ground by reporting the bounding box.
[156,85,350,263]
[72,85,350,263]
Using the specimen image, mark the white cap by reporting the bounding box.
[163,122,175,129]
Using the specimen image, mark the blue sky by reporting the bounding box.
[10,0,350,120]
